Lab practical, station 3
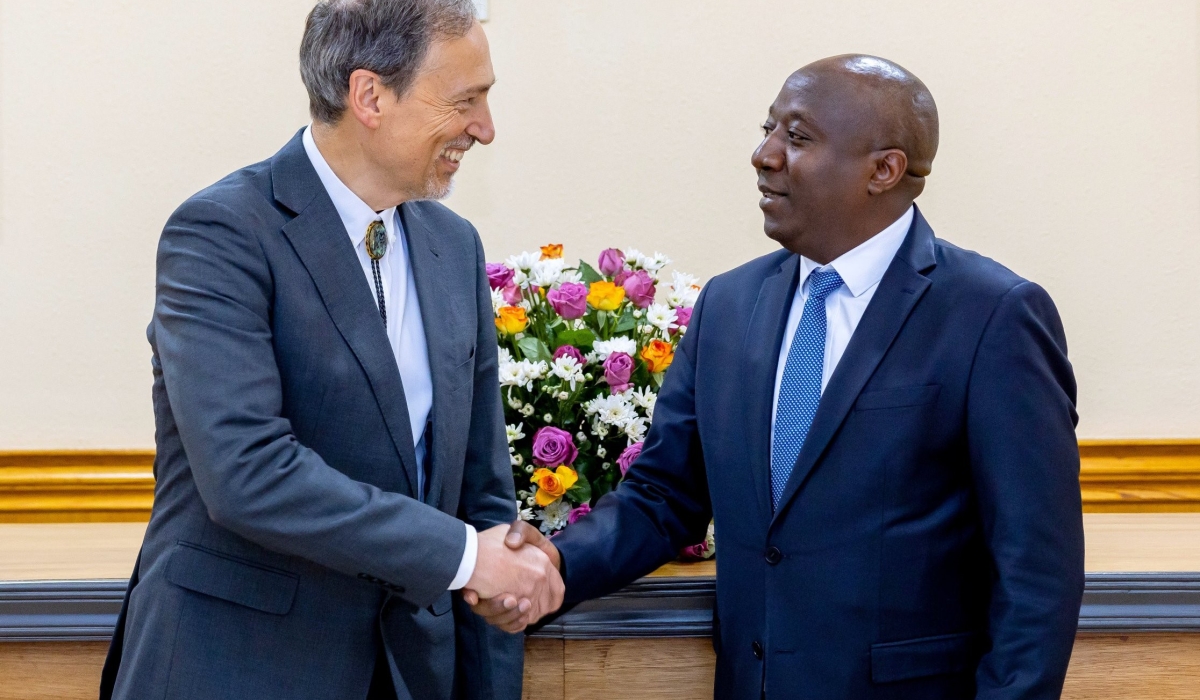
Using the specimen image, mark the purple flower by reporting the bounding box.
[531,426,579,467]
[679,540,710,561]
[613,269,631,286]
[486,263,514,290]
[622,270,657,309]
[672,306,693,334]
[603,352,634,393]
[546,282,588,320]
[501,283,522,306]
[598,248,626,277]
[568,503,592,524]
[553,345,586,365]
[617,441,644,477]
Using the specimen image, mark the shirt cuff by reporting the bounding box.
[447,523,478,590]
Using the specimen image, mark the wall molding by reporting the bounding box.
[0,441,1197,521]
[2,573,1197,643]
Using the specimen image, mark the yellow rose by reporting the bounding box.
[531,466,579,506]
[640,339,675,373]
[540,243,564,260]
[495,306,528,335]
[587,281,626,311]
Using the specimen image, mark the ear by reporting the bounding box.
[866,149,908,196]
[346,69,385,130]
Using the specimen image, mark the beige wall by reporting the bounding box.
[0,0,1197,448]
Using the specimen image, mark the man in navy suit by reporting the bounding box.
[472,55,1085,699]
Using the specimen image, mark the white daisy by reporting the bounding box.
[592,337,638,361]
[490,288,505,314]
[505,423,526,444]
[645,304,678,332]
[536,500,572,534]
[529,258,568,288]
[643,252,670,272]
[550,355,585,389]
[586,394,636,427]
[624,416,648,442]
[505,251,539,271]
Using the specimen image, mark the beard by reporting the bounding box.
[415,169,455,201]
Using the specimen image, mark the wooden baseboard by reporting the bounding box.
[0,441,1197,522]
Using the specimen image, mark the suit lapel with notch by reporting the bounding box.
[399,203,467,512]
[771,208,939,523]
[271,131,422,496]
[740,252,801,527]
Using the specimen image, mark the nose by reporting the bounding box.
[466,96,496,146]
[752,130,783,172]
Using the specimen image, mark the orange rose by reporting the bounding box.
[495,306,528,335]
[587,281,625,311]
[640,339,675,373]
[531,466,579,506]
[540,243,564,260]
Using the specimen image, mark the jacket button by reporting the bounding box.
[764,546,782,565]
[752,641,763,659]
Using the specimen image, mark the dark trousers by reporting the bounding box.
[366,636,397,700]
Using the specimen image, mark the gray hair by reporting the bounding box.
[300,0,478,124]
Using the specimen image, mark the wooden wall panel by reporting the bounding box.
[523,638,565,700]
[3,442,1199,522]
[0,642,107,700]
[563,638,715,700]
[1064,633,1200,699]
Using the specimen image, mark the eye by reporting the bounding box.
[760,123,774,136]
[788,130,810,143]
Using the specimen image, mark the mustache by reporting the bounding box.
[443,136,476,151]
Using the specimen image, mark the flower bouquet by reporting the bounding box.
[488,244,710,559]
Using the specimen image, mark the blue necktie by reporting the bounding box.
[771,268,844,508]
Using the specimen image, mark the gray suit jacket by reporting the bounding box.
[100,130,523,700]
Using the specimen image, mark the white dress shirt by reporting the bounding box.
[302,126,477,590]
[771,206,914,433]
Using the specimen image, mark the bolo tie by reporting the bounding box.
[365,220,388,325]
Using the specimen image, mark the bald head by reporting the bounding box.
[791,54,939,185]
[752,54,939,263]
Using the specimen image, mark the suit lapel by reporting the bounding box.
[272,132,422,495]
[400,203,465,511]
[772,208,939,522]
[741,253,801,526]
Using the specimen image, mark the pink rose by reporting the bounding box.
[603,352,634,393]
[679,540,710,561]
[486,263,514,290]
[617,441,643,476]
[613,269,631,286]
[622,270,657,308]
[531,426,579,467]
[546,282,588,320]
[568,503,592,524]
[553,345,586,365]
[598,248,626,277]
[501,283,522,306]
[671,306,693,334]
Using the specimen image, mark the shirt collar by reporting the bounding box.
[302,125,399,249]
[799,205,914,298]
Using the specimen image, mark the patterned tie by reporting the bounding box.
[771,267,844,508]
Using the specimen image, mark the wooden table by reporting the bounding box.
[2,515,1199,699]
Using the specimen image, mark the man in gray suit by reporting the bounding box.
[100,2,562,698]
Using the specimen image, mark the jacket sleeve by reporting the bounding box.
[153,196,466,609]
[453,227,524,700]
[552,285,715,604]
[966,281,1085,699]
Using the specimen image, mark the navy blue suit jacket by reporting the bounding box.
[552,208,1084,699]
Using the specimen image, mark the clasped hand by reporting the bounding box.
[462,522,562,633]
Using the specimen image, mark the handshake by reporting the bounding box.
[462,521,563,633]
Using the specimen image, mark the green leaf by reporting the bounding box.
[652,371,665,387]
[555,328,596,350]
[614,310,636,333]
[577,261,603,284]
[567,470,592,503]
[516,336,552,364]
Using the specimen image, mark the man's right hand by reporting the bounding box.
[462,521,562,633]
[463,523,563,632]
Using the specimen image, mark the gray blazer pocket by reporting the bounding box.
[446,346,476,392]
[166,542,298,615]
[870,630,981,683]
[855,384,941,411]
